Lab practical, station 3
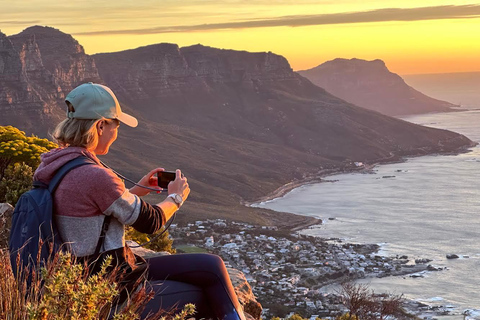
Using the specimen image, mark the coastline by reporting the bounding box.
[246,142,476,210]
[242,142,479,318]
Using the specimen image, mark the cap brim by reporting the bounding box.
[117,112,138,127]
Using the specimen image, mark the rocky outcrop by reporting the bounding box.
[0,31,46,127]
[298,58,457,116]
[1,26,102,135]
[9,26,102,95]
[227,268,262,320]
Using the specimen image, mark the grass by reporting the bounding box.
[175,244,209,254]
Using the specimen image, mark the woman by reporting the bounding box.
[33,82,246,320]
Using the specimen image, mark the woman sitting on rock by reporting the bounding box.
[33,82,246,320]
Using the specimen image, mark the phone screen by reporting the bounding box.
[157,171,176,189]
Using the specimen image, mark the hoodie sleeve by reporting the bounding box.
[85,165,165,232]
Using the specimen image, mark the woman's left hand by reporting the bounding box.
[129,168,164,196]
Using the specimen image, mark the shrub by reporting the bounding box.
[0,125,57,181]
[0,248,195,319]
[338,282,405,320]
[0,125,58,205]
[0,162,34,206]
[125,226,176,254]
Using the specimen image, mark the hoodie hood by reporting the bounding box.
[34,147,101,184]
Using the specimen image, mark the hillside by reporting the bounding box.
[298,58,457,116]
[0,26,474,227]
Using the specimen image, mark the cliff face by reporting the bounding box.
[9,26,101,94]
[0,27,475,226]
[1,26,102,134]
[298,58,457,116]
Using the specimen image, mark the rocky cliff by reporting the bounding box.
[1,26,102,135]
[298,58,457,116]
[0,27,475,227]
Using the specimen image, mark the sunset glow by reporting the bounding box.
[1,0,480,74]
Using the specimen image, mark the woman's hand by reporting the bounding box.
[129,168,164,196]
[168,169,190,202]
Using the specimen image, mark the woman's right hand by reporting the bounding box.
[167,169,190,202]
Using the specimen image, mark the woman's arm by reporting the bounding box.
[130,169,190,233]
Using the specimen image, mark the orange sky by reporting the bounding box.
[1,1,480,74]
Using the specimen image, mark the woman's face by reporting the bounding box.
[93,119,120,155]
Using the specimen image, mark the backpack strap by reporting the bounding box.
[47,156,111,254]
[48,156,97,194]
[94,215,111,256]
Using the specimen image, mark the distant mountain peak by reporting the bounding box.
[298,58,455,116]
[19,25,64,35]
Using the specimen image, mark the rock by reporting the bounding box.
[409,272,424,278]
[427,265,444,271]
[0,203,14,249]
[415,258,432,264]
[446,254,459,259]
[126,240,170,258]
[228,268,262,320]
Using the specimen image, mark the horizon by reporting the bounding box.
[2,1,480,75]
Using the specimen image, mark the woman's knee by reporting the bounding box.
[194,253,227,271]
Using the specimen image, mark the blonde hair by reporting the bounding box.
[52,118,101,149]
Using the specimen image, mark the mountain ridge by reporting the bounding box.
[0,26,474,226]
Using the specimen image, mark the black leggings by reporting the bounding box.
[141,253,245,320]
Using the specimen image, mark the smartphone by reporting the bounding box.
[157,171,176,189]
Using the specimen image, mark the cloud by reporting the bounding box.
[0,20,41,25]
[73,4,480,36]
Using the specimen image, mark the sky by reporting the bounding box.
[1,0,480,75]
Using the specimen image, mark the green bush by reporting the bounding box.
[125,226,176,254]
[0,162,34,206]
[0,125,58,205]
[0,125,57,181]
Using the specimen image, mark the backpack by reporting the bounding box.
[8,156,109,278]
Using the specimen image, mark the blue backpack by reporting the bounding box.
[8,156,98,278]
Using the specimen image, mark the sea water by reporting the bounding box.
[254,108,480,317]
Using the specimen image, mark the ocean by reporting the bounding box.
[254,108,480,318]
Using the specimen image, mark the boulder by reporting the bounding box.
[0,203,14,249]
[227,268,262,320]
[446,254,459,259]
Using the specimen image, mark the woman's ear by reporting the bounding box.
[96,120,104,135]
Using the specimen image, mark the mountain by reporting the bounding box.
[0,26,102,134]
[0,27,474,227]
[298,58,457,116]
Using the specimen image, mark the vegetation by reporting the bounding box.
[125,226,176,254]
[338,282,405,320]
[0,125,57,205]
[271,314,327,320]
[0,248,196,319]
[0,163,34,206]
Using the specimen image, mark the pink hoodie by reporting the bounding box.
[34,147,141,257]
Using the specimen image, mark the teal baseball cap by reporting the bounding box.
[65,82,138,127]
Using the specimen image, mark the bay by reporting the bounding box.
[255,108,480,317]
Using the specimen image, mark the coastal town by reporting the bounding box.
[170,219,442,319]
